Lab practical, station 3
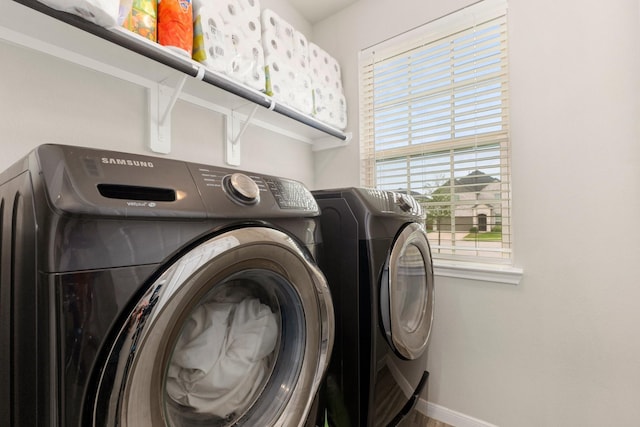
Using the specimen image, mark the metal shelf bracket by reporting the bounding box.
[225,104,260,166]
[149,74,188,154]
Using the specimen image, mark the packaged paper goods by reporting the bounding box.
[265,59,313,115]
[309,42,343,94]
[192,0,265,91]
[314,86,347,130]
[192,9,228,72]
[308,42,346,129]
[261,9,313,114]
[158,0,193,56]
[228,41,265,91]
[236,0,260,21]
[260,8,295,48]
[120,0,157,41]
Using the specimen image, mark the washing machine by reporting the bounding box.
[312,188,434,427]
[0,143,334,427]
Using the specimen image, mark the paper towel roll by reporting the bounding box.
[193,7,230,72]
[328,55,342,81]
[259,8,345,116]
[237,0,260,18]
[37,0,119,27]
[261,8,311,100]
[309,41,345,106]
[314,86,347,130]
[265,55,313,114]
[234,15,261,41]
[293,30,309,71]
[218,0,265,89]
[294,31,308,50]
[334,92,348,129]
[261,9,294,44]
[310,44,342,82]
[310,44,328,72]
[292,73,313,114]
[262,35,294,62]
[229,42,265,91]
[260,9,280,35]
[193,0,268,92]
[216,0,240,24]
[239,15,262,41]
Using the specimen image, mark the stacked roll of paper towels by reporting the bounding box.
[260,9,346,129]
[260,9,313,115]
[193,0,265,91]
[309,42,347,129]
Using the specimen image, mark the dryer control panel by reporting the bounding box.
[357,188,424,217]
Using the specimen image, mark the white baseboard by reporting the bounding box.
[421,400,499,427]
[385,357,497,427]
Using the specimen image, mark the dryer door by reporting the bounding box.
[380,222,434,360]
[89,227,333,427]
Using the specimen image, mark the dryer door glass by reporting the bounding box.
[90,227,333,427]
[383,223,434,360]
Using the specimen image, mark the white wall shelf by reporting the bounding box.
[0,0,350,162]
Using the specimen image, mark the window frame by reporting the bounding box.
[358,0,522,284]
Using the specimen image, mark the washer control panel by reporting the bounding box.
[188,163,318,216]
[34,144,319,218]
[264,177,318,211]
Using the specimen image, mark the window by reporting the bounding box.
[359,0,512,264]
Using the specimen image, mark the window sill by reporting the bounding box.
[433,259,523,285]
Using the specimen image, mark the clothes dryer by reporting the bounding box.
[313,188,434,427]
[0,144,333,427]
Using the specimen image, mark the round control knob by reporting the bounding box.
[226,173,260,204]
[396,194,412,212]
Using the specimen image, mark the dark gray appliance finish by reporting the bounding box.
[0,144,333,427]
[313,188,434,427]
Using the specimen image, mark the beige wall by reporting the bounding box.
[313,0,640,426]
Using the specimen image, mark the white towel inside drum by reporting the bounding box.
[166,297,278,417]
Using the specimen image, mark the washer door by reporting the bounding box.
[380,223,434,360]
[89,227,333,427]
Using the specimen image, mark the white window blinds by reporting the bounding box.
[359,0,511,263]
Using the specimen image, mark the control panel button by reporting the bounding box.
[263,177,318,211]
[396,194,413,212]
[225,173,260,204]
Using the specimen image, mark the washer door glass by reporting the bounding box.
[381,222,434,360]
[90,227,333,427]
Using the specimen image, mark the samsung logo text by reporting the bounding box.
[101,158,155,168]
